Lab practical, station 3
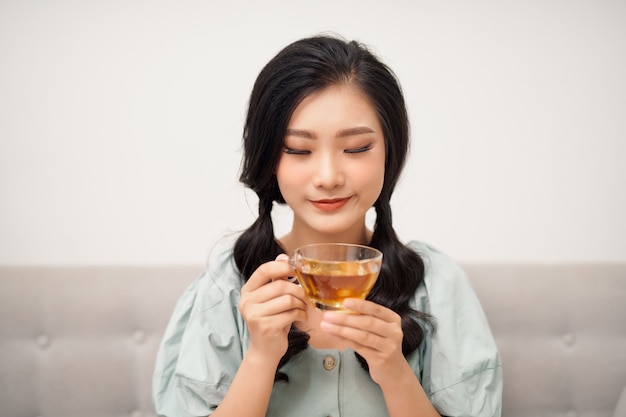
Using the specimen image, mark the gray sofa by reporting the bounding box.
[1,263,625,417]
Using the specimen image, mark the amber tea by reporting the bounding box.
[293,243,383,311]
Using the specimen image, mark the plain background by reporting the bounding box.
[1,0,625,266]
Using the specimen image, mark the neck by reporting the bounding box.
[278,222,372,256]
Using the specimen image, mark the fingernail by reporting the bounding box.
[320,320,333,331]
[275,254,290,262]
[323,312,339,322]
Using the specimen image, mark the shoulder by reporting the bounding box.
[406,241,503,414]
[195,234,245,309]
[153,235,249,416]
[205,234,243,284]
[407,240,465,276]
[406,240,471,300]
[406,239,485,321]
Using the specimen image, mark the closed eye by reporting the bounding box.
[344,144,372,154]
[283,147,311,155]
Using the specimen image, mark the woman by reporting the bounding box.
[153,34,502,417]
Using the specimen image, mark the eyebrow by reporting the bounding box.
[285,126,376,139]
[285,128,315,139]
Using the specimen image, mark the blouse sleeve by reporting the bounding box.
[152,242,249,417]
[410,241,503,417]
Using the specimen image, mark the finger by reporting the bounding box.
[246,292,309,317]
[320,311,384,337]
[321,308,402,340]
[241,292,309,335]
[342,299,399,324]
[241,279,308,307]
[242,259,295,292]
[275,253,290,263]
[319,318,386,350]
[273,254,298,283]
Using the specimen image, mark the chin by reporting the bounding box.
[309,221,365,240]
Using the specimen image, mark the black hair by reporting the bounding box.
[233,34,434,380]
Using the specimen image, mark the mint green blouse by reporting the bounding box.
[152,237,503,417]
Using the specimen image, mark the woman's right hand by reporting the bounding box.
[238,254,308,365]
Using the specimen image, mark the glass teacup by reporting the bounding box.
[292,243,383,312]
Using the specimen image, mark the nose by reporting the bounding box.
[312,151,344,190]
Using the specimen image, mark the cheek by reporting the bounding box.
[275,158,302,194]
[367,167,386,198]
[353,156,385,199]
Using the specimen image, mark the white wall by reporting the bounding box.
[1,0,625,265]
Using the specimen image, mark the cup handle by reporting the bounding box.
[287,256,298,284]
[275,254,299,284]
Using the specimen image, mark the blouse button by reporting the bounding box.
[322,355,337,370]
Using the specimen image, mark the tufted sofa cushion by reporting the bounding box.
[0,266,199,417]
[464,263,626,417]
[0,263,625,417]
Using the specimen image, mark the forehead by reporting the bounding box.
[287,84,381,131]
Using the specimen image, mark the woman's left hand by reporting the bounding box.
[319,298,410,387]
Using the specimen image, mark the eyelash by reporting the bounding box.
[283,144,372,155]
[283,147,310,155]
[344,144,372,154]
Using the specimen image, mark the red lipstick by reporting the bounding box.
[311,197,351,212]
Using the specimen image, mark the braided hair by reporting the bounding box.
[233,35,433,380]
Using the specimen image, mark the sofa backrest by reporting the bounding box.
[0,266,198,417]
[1,264,625,417]
[465,263,626,417]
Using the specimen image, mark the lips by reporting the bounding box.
[310,197,351,212]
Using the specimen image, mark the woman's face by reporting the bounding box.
[276,83,386,243]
